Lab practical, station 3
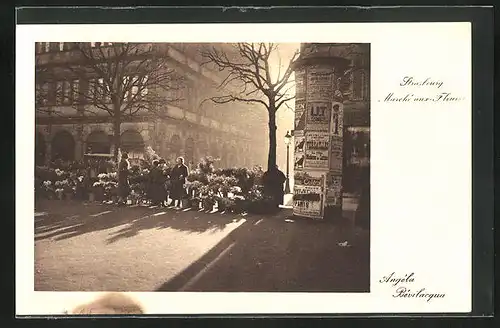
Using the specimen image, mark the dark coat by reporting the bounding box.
[118,159,130,198]
[263,168,287,205]
[148,166,167,204]
[170,164,189,199]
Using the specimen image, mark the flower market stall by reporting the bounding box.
[35,146,278,214]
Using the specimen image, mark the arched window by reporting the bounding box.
[51,130,75,162]
[120,130,145,153]
[86,130,111,154]
[35,132,46,165]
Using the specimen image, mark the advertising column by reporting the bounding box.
[292,44,347,220]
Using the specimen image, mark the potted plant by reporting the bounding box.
[42,180,54,199]
[63,179,75,200]
[202,194,216,211]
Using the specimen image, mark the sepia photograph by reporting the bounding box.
[33,41,371,293]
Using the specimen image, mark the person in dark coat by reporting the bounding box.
[148,160,167,206]
[262,165,287,208]
[170,157,188,209]
[117,152,130,205]
[157,158,171,207]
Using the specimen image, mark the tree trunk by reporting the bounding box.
[113,115,121,160]
[267,104,277,171]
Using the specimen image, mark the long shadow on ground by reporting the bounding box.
[156,217,370,292]
[34,200,238,242]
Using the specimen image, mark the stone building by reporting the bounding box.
[35,42,268,169]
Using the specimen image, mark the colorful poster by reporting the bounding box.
[329,135,343,174]
[293,185,324,218]
[306,102,331,131]
[331,102,344,137]
[307,66,334,101]
[294,100,306,130]
[325,173,342,206]
[304,132,329,169]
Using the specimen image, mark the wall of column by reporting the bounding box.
[292,44,350,220]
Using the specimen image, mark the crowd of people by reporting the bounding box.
[117,152,190,208]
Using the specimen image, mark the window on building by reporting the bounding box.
[122,76,130,101]
[99,78,112,103]
[90,42,96,48]
[44,42,50,53]
[140,75,149,97]
[88,79,96,103]
[351,56,367,100]
[71,79,79,103]
[59,42,65,51]
[63,81,71,104]
[55,81,64,105]
[131,75,139,98]
[41,82,49,105]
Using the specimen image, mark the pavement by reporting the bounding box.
[34,198,369,292]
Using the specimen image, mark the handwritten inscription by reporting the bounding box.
[383,76,465,103]
[379,272,446,302]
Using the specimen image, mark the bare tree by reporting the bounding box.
[201,43,299,172]
[35,42,185,159]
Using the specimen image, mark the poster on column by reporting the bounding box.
[295,68,306,101]
[306,66,334,101]
[325,173,342,207]
[294,100,306,130]
[304,131,329,169]
[293,171,325,218]
[330,102,344,137]
[329,135,343,174]
[306,102,331,131]
[294,170,325,188]
[294,131,305,154]
[294,152,305,170]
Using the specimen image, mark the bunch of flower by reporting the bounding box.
[103,180,118,196]
[230,186,242,195]
[185,180,204,191]
[197,156,217,175]
[55,168,66,177]
[246,185,264,202]
[42,180,53,193]
[144,146,160,163]
[128,189,143,203]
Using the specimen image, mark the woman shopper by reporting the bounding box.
[117,152,131,205]
[169,157,188,209]
[148,160,166,206]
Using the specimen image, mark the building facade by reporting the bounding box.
[35,42,268,169]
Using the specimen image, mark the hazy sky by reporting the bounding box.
[269,43,300,170]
